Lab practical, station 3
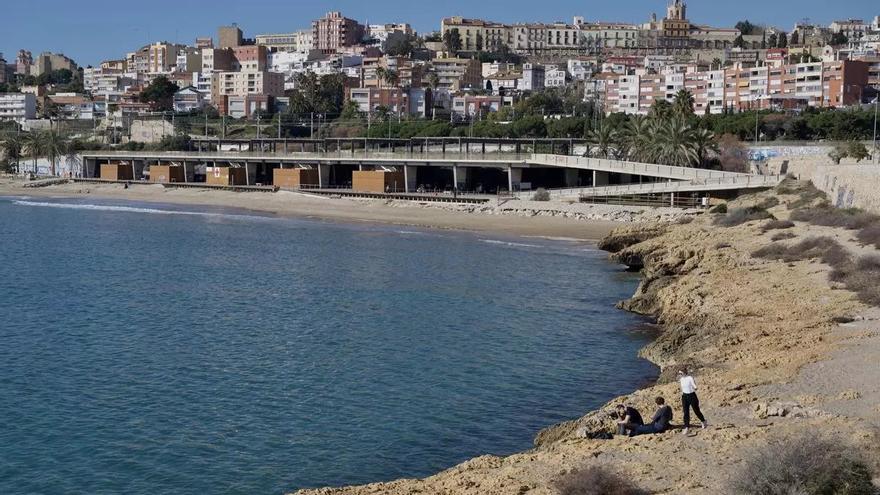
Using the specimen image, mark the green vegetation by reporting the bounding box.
[139,76,180,111]
[829,141,871,164]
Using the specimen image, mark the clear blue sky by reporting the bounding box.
[3,0,877,66]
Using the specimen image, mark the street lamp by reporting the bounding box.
[873,96,878,164]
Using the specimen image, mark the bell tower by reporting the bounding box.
[666,0,687,21]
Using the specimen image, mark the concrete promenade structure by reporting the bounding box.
[80,148,781,203]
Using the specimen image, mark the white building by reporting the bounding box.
[567,58,597,81]
[544,65,568,87]
[519,63,545,92]
[173,86,208,112]
[83,67,137,96]
[0,93,37,120]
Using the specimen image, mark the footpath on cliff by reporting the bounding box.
[294,180,880,495]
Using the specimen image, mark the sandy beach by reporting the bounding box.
[0,177,690,241]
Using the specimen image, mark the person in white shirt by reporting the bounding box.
[678,367,707,434]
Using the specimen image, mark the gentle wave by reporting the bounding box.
[479,239,542,248]
[12,200,272,222]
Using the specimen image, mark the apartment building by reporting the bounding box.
[348,87,431,117]
[441,17,513,53]
[580,22,640,50]
[312,12,365,54]
[175,48,202,73]
[0,93,37,120]
[233,45,268,71]
[146,42,184,74]
[605,60,870,114]
[430,58,482,91]
[201,48,236,73]
[256,33,297,52]
[83,67,136,95]
[211,70,284,100]
[830,19,870,41]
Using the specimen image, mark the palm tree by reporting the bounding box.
[38,130,67,176]
[586,121,618,159]
[673,89,695,119]
[655,118,698,167]
[0,133,23,173]
[384,70,400,88]
[690,128,719,168]
[64,140,82,178]
[22,131,43,174]
[620,115,653,162]
[375,67,387,89]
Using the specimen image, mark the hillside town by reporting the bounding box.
[0,1,878,138]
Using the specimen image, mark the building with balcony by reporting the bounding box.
[312,12,365,54]
[0,93,37,120]
[173,86,208,112]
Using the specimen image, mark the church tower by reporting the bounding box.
[666,0,687,21]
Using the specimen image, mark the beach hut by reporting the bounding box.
[206,166,247,186]
[100,162,134,181]
[149,165,185,183]
[352,170,405,193]
[273,168,319,189]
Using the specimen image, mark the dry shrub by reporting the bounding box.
[788,182,828,209]
[752,237,848,266]
[675,216,695,225]
[757,196,781,210]
[555,466,649,495]
[714,206,774,227]
[829,254,880,306]
[856,224,880,249]
[710,203,728,214]
[532,188,551,201]
[791,207,879,230]
[727,434,876,495]
[771,232,797,242]
[762,219,795,232]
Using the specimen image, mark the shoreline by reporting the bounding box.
[292,184,880,495]
[0,178,639,242]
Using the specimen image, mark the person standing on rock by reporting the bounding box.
[679,368,708,434]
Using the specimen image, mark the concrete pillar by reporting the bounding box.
[452,165,459,190]
[244,162,250,185]
[592,170,609,187]
[508,166,522,192]
[318,163,330,187]
[404,166,417,192]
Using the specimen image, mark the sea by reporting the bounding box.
[0,196,657,495]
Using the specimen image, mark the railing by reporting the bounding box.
[513,174,783,200]
[530,154,755,180]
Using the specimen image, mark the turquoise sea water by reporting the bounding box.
[0,196,657,495]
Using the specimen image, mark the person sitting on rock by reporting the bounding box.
[630,397,673,437]
[615,403,644,436]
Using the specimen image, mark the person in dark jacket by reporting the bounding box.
[615,404,644,436]
[630,397,673,437]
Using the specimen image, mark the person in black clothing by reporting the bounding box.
[615,404,644,436]
[630,397,673,437]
